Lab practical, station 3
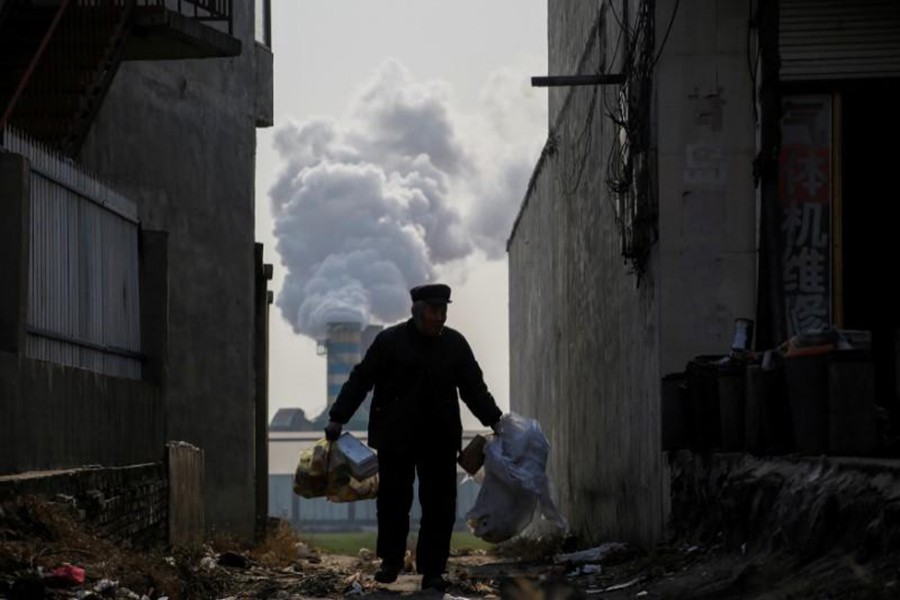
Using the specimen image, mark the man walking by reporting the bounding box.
[324,283,502,591]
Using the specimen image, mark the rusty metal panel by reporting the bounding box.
[780,0,900,80]
[3,127,142,378]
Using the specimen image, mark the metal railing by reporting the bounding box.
[2,126,143,379]
[137,0,232,35]
[0,0,136,153]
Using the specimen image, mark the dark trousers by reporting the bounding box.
[376,443,457,575]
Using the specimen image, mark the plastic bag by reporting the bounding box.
[467,469,538,543]
[465,413,566,543]
[326,472,379,502]
[293,438,378,502]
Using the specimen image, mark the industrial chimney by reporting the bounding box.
[324,322,363,409]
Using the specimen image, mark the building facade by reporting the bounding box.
[509,0,899,548]
[1,0,274,541]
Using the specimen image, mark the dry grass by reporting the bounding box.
[248,519,305,568]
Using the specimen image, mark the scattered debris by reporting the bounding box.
[597,576,643,593]
[572,564,600,577]
[554,542,629,565]
[358,547,375,561]
[92,578,118,593]
[44,563,86,587]
[5,495,900,599]
[345,580,363,595]
[217,551,251,569]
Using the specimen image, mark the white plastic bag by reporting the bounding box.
[465,413,566,543]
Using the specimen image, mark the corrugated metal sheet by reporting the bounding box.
[2,126,142,379]
[780,0,900,80]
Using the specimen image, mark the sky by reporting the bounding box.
[255,0,548,429]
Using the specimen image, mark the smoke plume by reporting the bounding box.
[271,59,545,339]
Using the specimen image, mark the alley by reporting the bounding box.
[3,492,900,600]
[3,0,900,598]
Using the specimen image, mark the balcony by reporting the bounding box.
[126,0,241,60]
[0,0,242,152]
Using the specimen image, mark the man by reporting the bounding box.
[325,283,502,592]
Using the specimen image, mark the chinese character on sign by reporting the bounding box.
[777,96,832,336]
[782,148,828,201]
[786,294,828,333]
[782,246,826,294]
[782,203,827,248]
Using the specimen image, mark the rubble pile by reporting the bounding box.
[0,496,184,599]
[0,497,366,599]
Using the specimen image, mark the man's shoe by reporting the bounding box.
[421,573,449,592]
[374,561,401,584]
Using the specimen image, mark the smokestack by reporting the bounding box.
[325,322,363,409]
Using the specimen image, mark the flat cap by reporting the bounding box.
[410,283,452,304]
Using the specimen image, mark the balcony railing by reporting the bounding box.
[137,0,232,35]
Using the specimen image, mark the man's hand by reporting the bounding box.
[490,417,502,435]
[324,421,343,441]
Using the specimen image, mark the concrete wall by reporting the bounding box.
[509,0,758,548]
[0,352,165,474]
[654,0,758,375]
[508,0,663,548]
[78,1,272,538]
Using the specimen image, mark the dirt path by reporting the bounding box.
[3,498,898,599]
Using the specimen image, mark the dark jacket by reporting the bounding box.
[328,319,502,450]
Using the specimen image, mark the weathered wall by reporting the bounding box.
[0,352,165,475]
[654,0,758,374]
[0,463,167,548]
[509,0,757,548]
[79,1,271,538]
[508,1,663,548]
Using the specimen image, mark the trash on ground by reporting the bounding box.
[599,576,643,593]
[554,542,629,565]
[44,563,86,586]
[218,551,251,569]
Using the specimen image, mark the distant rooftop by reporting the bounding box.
[269,408,315,432]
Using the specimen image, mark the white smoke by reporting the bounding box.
[271,58,545,339]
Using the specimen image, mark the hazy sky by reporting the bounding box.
[255,0,548,429]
